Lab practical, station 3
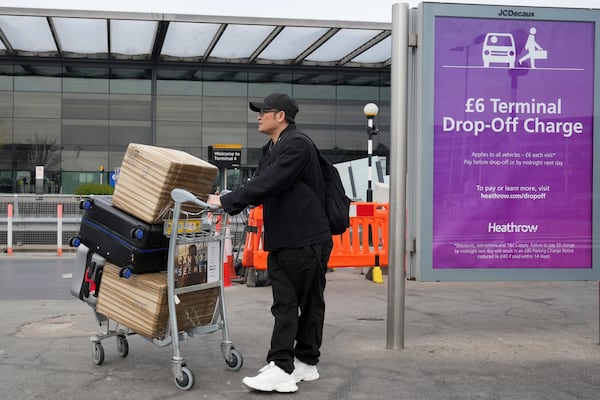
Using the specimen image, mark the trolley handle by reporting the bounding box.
[170,188,217,210]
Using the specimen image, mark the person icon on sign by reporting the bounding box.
[518,27,547,69]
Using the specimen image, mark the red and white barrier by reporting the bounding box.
[7,203,13,256]
[57,204,63,256]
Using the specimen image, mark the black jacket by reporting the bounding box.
[220,124,331,250]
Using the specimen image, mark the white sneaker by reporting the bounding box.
[242,362,298,393]
[293,358,319,383]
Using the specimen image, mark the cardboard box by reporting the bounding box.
[112,143,218,224]
[96,263,218,338]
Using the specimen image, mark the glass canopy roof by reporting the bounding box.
[0,8,392,68]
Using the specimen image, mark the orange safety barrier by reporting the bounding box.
[241,206,263,268]
[329,202,388,268]
[242,202,389,271]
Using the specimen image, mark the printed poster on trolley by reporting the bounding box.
[432,17,594,269]
[175,241,220,287]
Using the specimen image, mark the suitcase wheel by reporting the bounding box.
[119,266,133,279]
[69,236,81,248]
[80,199,94,210]
[131,226,146,240]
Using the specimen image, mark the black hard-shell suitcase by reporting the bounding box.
[70,244,105,306]
[71,195,169,276]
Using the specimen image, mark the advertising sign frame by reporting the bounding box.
[415,3,600,281]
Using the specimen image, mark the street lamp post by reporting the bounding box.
[363,103,379,202]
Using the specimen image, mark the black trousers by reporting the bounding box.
[266,240,333,374]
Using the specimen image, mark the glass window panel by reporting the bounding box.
[109,120,151,145]
[0,16,56,52]
[108,149,127,171]
[156,95,203,121]
[307,29,383,62]
[342,75,382,86]
[109,94,151,120]
[14,118,61,143]
[248,71,292,84]
[157,69,200,81]
[61,150,107,172]
[157,79,202,96]
[296,99,336,121]
[15,76,61,92]
[203,70,247,83]
[63,77,109,93]
[0,75,13,90]
[61,119,109,146]
[337,85,379,100]
[110,20,157,55]
[109,78,151,94]
[14,92,61,118]
[293,84,336,99]
[246,123,269,149]
[156,120,202,147]
[53,17,108,54]
[211,25,273,59]
[259,27,329,60]
[248,82,292,99]
[292,98,336,126]
[0,91,13,117]
[0,64,14,75]
[203,81,246,97]
[202,95,247,123]
[162,22,220,57]
[380,86,391,100]
[202,122,247,148]
[300,126,336,150]
[290,72,335,85]
[0,117,13,144]
[62,93,109,119]
[334,127,365,151]
[63,66,110,80]
[15,65,63,78]
[351,36,391,64]
[336,99,370,127]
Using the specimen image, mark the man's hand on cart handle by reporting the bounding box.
[207,194,222,208]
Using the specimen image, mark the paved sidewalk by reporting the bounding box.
[1,257,600,399]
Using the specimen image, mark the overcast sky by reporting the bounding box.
[1,0,599,22]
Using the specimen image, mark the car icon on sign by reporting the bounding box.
[482,33,516,68]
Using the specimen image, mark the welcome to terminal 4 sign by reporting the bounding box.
[416,3,599,280]
[209,144,242,169]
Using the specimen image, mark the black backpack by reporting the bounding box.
[292,132,351,235]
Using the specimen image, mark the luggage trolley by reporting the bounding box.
[85,188,243,391]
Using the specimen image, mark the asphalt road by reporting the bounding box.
[2,253,600,399]
[0,254,74,300]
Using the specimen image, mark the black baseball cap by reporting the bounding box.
[249,93,299,119]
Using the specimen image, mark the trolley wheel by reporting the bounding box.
[225,348,243,371]
[92,342,105,365]
[69,236,81,248]
[116,335,129,357]
[174,366,194,390]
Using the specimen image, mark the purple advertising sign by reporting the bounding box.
[433,17,594,269]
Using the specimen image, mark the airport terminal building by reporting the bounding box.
[0,7,392,194]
